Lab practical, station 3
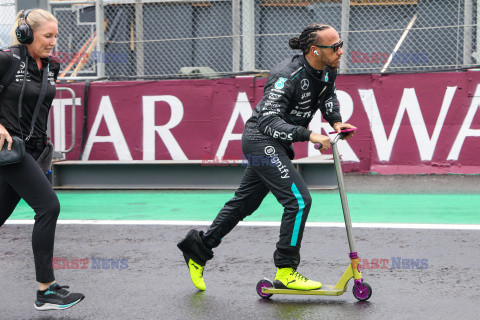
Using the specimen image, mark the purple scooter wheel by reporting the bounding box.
[352,282,372,301]
[256,279,273,299]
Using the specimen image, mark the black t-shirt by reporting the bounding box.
[0,44,60,143]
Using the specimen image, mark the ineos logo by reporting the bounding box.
[301,79,309,90]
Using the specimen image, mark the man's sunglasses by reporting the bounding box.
[314,40,344,52]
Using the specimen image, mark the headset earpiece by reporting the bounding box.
[15,9,34,45]
[314,50,319,56]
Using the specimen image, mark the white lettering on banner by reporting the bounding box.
[143,95,187,160]
[215,92,253,159]
[308,90,359,162]
[83,96,132,160]
[51,97,81,151]
[448,84,480,160]
[359,87,456,161]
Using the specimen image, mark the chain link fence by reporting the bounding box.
[0,0,15,48]
[49,0,479,80]
[49,1,98,79]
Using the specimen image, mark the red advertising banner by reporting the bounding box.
[53,71,480,174]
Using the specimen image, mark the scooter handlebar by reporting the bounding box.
[314,128,357,149]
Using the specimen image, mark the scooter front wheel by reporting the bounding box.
[352,282,372,301]
[256,279,273,299]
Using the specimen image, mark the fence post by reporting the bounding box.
[135,0,145,77]
[96,0,105,78]
[232,0,241,72]
[477,0,480,64]
[339,0,350,73]
[464,0,473,66]
[242,0,255,71]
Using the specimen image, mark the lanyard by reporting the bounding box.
[17,46,50,141]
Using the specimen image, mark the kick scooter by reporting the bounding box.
[256,128,372,301]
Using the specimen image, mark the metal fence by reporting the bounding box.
[49,0,479,80]
[0,0,15,48]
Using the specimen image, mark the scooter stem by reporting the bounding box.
[331,136,356,253]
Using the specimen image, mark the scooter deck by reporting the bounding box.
[262,284,347,296]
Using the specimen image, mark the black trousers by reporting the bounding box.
[0,144,59,283]
[203,137,312,269]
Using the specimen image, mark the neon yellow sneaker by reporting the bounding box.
[273,268,322,290]
[187,259,206,291]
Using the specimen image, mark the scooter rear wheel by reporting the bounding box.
[352,282,372,301]
[256,279,273,299]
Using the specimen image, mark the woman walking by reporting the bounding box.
[0,9,84,310]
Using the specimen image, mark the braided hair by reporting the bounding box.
[289,24,331,55]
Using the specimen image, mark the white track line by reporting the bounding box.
[5,220,480,230]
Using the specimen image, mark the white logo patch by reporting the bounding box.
[301,79,309,90]
[268,93,282,100]
[264,146,276,155]
[301,92,311,99]
[275,77,287,89]
[264,146,290,179]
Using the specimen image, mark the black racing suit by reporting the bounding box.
[0,45,61,283]
[200,55,342,269]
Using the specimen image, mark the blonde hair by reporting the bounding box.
[10,9,58,45]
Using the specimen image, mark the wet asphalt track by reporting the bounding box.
[1,223,480,320]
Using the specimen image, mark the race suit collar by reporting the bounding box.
[301,54,324,79]
[300,54,336,84]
